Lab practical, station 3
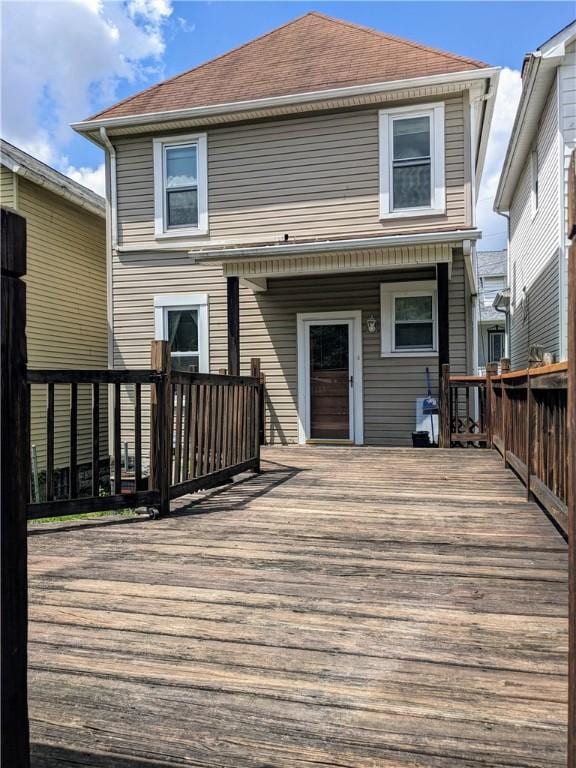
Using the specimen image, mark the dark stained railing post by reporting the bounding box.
[1,208,30,767]
[150,340,171,517]
[566,149,575,768]
[250,358,263,469]
[439,364,450,448]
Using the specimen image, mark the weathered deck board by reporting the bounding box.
[28,447,568,767]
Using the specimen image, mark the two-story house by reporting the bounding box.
[72,12,498,447]
[474,249,507,372]
[495,21,576,369]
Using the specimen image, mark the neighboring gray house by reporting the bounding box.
[72,12,498,447]
[474,250,507,371]
[495,21,576,369]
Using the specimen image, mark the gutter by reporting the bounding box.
[472,73,499,197]
[494,49,563,212]
[71,67,500,137]
[187,229,482,263]
[0,152,105,219]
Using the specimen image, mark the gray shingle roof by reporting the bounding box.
[475,249,507,323]
[475,249,507,278]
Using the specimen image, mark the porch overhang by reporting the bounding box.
[189,229,481,283]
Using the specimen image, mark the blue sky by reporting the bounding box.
[1,1,574,247]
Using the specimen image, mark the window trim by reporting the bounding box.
[153,133,208,238]
[379,103,445,219]
[153,293,209,372]
[380,280,438,357]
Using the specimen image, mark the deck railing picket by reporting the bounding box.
[91,383,100,497]
[134,383,142,489]
[113,382,122,495]
[46,383,55,501]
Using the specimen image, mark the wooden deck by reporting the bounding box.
[28,446,568,767]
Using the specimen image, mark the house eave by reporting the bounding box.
[0,151,105,219]
[494,22,576,212]
[71,67,499,141]
[188,229,482,264]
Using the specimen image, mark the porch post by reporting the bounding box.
[227,276,240,376]
[437,262,450,379]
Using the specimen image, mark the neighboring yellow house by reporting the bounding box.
[0,140,108,497]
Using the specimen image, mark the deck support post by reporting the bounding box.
[227,276,240,377]
[1,208,30,767]
[150,340,172,517]
[566,150,575,768]
[439,364,451,448]
[437,262,450,383]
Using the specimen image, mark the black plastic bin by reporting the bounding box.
[411,431,431,448]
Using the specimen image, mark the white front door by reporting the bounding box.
[297,311,363,444]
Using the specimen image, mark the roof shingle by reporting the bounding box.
[86,12,490,122]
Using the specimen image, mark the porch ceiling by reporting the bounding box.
[220,242,454,281]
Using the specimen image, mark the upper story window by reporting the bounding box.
[153,133,208,238]
[379,103,445,219]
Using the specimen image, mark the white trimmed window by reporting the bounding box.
[154,294,209,372]
[153,133,208,237]
[379,103,445,218]
[380,281,438,357]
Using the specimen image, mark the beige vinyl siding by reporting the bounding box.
[17,177,107,471]
[509,78,561,369]
[113,246,467,448]
[0,165,15,207]
[115,96,468,247]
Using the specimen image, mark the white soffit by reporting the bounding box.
[220,243,454,279]
[495,21,576,211]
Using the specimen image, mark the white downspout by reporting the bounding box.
[99,127,117,460]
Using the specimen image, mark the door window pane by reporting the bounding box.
[488,331,505,363]
[166,145,197,188]
[310,325,349,371]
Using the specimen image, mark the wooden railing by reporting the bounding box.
[441,361,568,534]
[440,367,488,447]
[27,341,264,520]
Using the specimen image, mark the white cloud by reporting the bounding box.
[65,162,106,196]
[0,0,173,186]
[476,67,523,251]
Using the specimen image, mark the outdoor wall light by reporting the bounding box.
[366,315,377,333]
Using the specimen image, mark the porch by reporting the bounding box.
[28,445,568,767]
